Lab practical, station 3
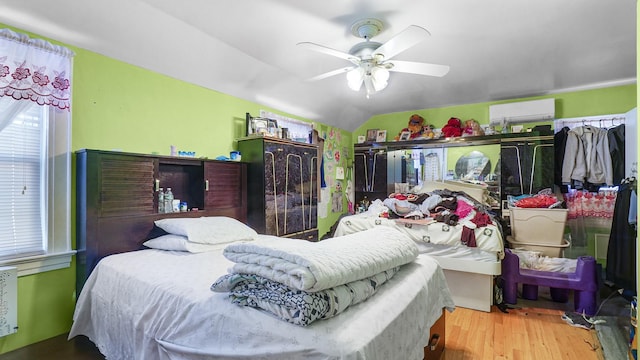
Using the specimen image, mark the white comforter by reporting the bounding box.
[223,228,418,292]
[69,249,455,360]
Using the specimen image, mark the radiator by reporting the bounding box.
[0,267,17,337]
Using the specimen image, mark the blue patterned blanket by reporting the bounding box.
[211,267,399,326]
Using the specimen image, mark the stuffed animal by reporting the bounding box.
[462,119,485,137]
[441,117,463,137]
[395,114,434,140]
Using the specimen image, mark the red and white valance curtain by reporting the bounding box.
[0,28,74,130]
[563,189,618,220]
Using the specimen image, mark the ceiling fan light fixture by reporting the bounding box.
[371,66,389,91]
[346,68,364,91]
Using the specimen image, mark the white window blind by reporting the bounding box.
[0,102,47,259]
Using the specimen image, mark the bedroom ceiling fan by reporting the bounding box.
[298,18,450,98]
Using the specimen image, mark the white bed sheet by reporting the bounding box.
[69,248,455,360]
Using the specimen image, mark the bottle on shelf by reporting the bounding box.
[158,187,165,213]
[164,188,174,213]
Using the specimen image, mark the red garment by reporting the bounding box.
[461,226,477,247]
[470,211,492,227]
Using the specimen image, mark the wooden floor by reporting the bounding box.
[0,306,607,360]
[443,305,605,360]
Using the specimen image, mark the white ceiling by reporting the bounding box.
[0,0,636,131]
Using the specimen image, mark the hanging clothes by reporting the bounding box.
[605,180,637,292]
[562,125,613,190]
[607,124,626,185]
[554,127,570,193]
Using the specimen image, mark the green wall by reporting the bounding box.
[355,84,637,140]
[0,23,352,354]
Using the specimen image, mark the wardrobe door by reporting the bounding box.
[264,141,317,236]
[500,136,554,202]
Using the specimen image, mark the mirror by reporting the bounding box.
[455,150,491,180]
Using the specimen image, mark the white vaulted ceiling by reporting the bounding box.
[0,0,635,131]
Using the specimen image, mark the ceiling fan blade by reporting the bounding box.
[297,42,358,63]
[307,66,357,82]
[373,25,430,61]
[387,60,450,77]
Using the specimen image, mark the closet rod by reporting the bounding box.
[556,115,625,128]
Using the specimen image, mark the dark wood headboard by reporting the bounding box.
[75,149,248,294]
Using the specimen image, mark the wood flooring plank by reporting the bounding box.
[443,305,605,360]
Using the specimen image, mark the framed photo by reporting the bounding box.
[266,118,278,136]
[399,131,412,141]
[376,130,387,142]
[357,135,366,143]
[366,129,378,142]
[247,117,268,136]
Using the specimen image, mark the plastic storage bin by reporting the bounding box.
[508,207,569,257]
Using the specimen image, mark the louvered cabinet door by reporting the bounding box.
[94,153,157,217]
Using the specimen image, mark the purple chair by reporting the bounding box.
[501,248,598,315]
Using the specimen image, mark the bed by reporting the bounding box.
[337,180,504,312]
[69,214,455,360]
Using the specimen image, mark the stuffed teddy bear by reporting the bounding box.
[395,114,432,140]
[441,117,463,137]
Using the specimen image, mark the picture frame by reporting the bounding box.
[246,115,269,136]
[253,118,269,135]
[357,135,366,143]
[266,118,278,136]
[399,131,412,141]
[366,129,378,142]
[376,130,387,142]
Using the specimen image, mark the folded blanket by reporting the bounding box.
[211,267,399,326]
[223,227,418,292]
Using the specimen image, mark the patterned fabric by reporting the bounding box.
[211,267,400,326]
[0,29,74,110]
[564,189,617,219]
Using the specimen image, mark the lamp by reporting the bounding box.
[346,62,389,97]
[370,66,389,91]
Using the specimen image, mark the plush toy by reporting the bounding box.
[395,114,435,140]
[441,117,463,137]
[396,114,425,140]
[462,119,485,137]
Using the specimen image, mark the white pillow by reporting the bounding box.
[143,234,228,253]
[154,216,258,245]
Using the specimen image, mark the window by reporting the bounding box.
[0,28,75,276]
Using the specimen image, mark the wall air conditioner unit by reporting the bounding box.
[489,98,555,126]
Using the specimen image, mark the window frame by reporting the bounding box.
[0,104,74,277]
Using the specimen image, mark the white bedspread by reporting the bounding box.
[224,228,419,292]
[69,249,454,360]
